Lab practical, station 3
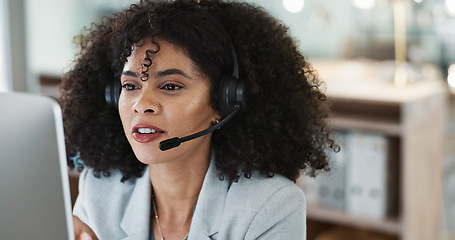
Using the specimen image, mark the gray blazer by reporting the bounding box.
[73,158,306,240]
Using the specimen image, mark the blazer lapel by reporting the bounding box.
[188,156,230,239]
[120,167,152,239]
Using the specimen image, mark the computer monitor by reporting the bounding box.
[0,92,75,240]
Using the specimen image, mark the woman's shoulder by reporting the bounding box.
[74,167,152,239]
[217,172,306,239]
[76,167,147,203]
[231,172,304,198]
[225,172,306,212]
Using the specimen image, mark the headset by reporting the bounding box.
[104,10,246,151]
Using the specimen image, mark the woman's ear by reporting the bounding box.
[215,112,222,122]
[211,115,221,127]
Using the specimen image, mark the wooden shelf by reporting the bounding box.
[307,203,402,235]
[329,115,401,136]
[305,60,448,240]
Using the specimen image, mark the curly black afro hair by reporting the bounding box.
[59,0,337,182]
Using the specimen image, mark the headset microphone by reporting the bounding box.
[159,106,240,151]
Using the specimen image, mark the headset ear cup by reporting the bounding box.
[218,74,245,117]
[105,81,121,108]
[218,75,230,117]
[235,77,245,111]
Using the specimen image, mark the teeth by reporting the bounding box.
[137,128,157,134]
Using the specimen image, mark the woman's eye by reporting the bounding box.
[162,83,182,91]
[122,83,139,91]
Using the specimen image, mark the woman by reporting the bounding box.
[59,0,336,239]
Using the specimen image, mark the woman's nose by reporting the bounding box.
[132,93,160,115]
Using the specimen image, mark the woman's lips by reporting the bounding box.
[132,124,164,143]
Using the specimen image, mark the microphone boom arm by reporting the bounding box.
[159,106,240,151]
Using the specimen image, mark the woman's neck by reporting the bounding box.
[149,151,210,226]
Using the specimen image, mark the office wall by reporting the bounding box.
[0,0,10,92]
[24,0,454,78]
[25,0,80,78]
[248,0,353,58]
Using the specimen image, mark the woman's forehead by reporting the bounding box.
[128,39,189,63]
[123,39,207,82]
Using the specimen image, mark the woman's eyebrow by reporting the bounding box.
[122,69,192,79]
[154,69,192,79]
[122,70,140,77]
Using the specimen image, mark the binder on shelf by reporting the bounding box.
[345,131,398,219]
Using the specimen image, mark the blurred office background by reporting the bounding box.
[0,0,454,239]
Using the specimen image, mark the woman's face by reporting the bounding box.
[118,39,220,165]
